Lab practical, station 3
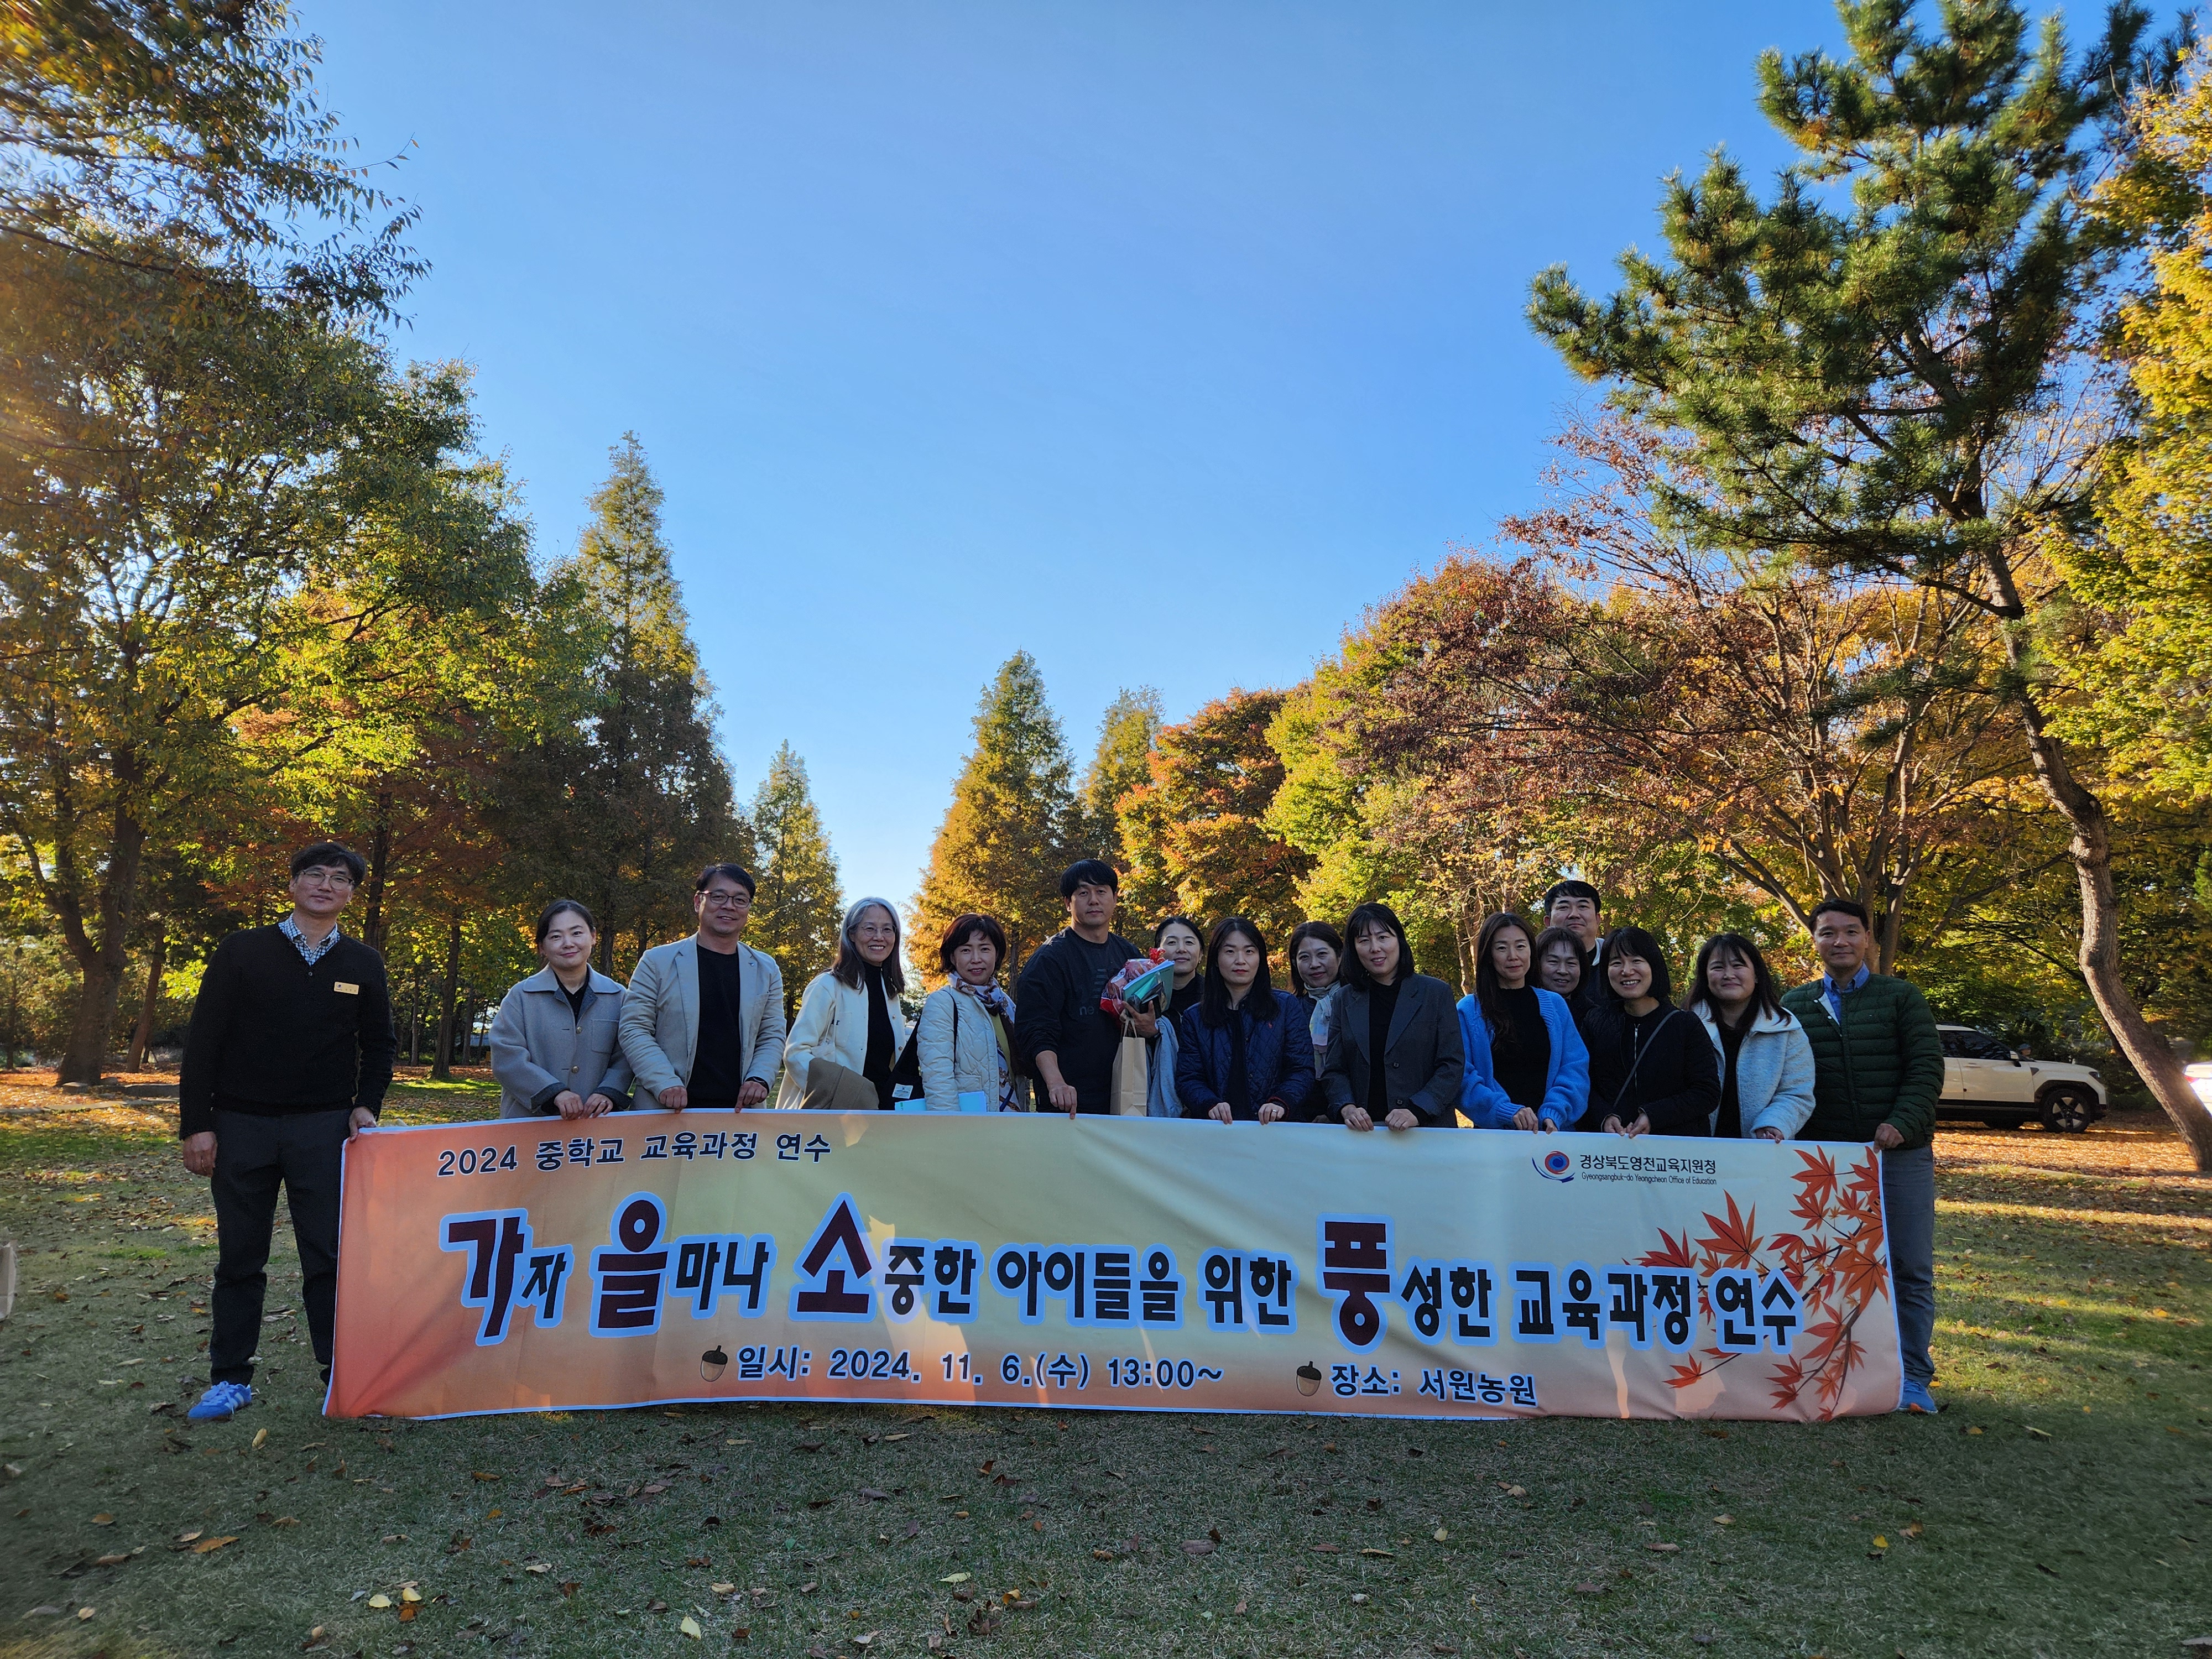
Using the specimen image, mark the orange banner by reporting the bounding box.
[327,1113,1899,1421]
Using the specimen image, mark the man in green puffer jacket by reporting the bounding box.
[1781,898,1945,1416]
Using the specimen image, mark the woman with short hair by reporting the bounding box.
[490,900,633,1120]
[775,898,911,1110]
[914,913,1024,1112]
[1456,912,1589,1132]
[1534,925,1588,1009]
[1582,926,1720,1137]
[1320,902,1466,1131]
[1685,932,1815,1140]
[1173,917,1316,1123]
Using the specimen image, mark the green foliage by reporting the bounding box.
[499,436,746,971]
[911,653,1082,978]
[747,742,842,1019]
[1076,686,1161,869]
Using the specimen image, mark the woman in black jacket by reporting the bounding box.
[1320,902,1466,1131]
[1581,926,1720,1136]
[1173,917,1315,1123]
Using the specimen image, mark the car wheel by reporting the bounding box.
[2039,1087,2097,1134]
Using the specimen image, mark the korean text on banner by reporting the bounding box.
[327,1114,1900,1422]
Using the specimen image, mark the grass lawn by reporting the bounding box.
[0,1088,2205,1659]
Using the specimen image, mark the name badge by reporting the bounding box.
[333,982,360,996]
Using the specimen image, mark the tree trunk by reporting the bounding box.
[53,790,148,1085]
[127,919,168,1069]
[431,915,462,1083]
[1992,624,2212,1171]
[361,789,393,955]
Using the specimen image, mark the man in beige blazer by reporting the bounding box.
[619,863,787,1109]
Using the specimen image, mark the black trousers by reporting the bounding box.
[209,1108,349,1386]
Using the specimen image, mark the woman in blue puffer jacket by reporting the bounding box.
[1174,917,1316,1123]
[1457,911,1590,1131]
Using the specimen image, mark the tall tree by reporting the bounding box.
[1076,687,1161,870]
[911,653,1079,978]
[1527,0,2212,1165]
[1118,688,1314,948]
[747,742,842,1020]
[507,436,745,969]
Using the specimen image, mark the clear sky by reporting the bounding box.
[306,1,1849,910]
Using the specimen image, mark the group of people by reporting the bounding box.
[173,842,1943,1424]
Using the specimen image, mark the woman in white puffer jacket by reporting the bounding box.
[1685,932,1816,1140]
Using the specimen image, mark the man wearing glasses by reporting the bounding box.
[619,863,787,1113]
[178,842,395,1421]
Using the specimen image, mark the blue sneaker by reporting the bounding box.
[187,1381,253,1421]
[1897,1378,1939,1414]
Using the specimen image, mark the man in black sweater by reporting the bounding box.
[179,842,395,1421]
[1016,860,1145,1116]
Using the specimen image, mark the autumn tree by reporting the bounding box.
[1528,0,2212,1163]
[747,743,842,1020]
[1118,689,1314,948]
[911,653,1079,979]
[503,436,745,970]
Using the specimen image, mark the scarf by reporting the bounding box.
[954,979,1021,1111]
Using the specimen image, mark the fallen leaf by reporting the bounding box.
[91,1513,113,1525]
[192,1535,237,1554]
[1433,1527,1449,1541]
[95,1553,129,1567]
[400,1587,422,1604]
[77,1608,95,1621]
[398,1604,417,1623]
[523,1563,551,1574]
[1703,1429,1729,1439]
[1647,1543,1681,1553]
[1872,1535,1888,1550]
[1091,1548,1114,1561]
[1573,1581,1605,1595]
[679,1615,703,1639]
[1233,1598,1248,1614]
[2036,1562,2059,1577]
[2026,1427,2052,1441]
[732,1629,749,1642]
[270,1516,298,1527]
[1501,1484,1527,1499]
[1350,1593,1370,1606]
[1713,1515,1734,1527]
[367,1595,393,1609]
[882,1433,909,1442]
[1181,1540,1215,1556]
[1905,1521,1923,1538]
[859,1488,889,1501]
[1360,1548,1395,1558]
[252,1429,268,1451]
[558,1582,580,1598]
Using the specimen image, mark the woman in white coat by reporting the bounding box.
[1685,932,1816,1140]
[916,914,1024,1112]
[775,898,910,1110]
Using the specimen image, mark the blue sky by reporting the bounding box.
[307,1,1848,910]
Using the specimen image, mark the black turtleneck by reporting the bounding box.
[862,964,896,1109]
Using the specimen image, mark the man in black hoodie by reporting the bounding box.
[179,842,395,1420]
[1015,860,1141,1115]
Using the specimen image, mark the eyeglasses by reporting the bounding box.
[700,891,751,909]
[298,870,355,888]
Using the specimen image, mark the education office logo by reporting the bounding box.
[1532,1150,1574,1185]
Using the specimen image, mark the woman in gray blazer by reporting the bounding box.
[1320,902,1467,1130]
[489,899,633,1120]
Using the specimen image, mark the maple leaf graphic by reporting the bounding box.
[1793,1147,1839,1210]
[1695,1194,1762,1269]
[1639,1228,1698,1269]
[1664,1355,1706,1391]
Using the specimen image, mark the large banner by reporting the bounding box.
[327,1113,1900,1422]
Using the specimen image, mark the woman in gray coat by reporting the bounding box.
[1321,902,1467,1130]
[490,899,633,1120]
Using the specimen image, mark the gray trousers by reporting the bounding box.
[1882,1141,1936,1385]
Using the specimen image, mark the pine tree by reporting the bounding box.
[911,653,1080,978]
[1528,0,2211,1167]
[510,436,746,969]
[1077,687,1162,867]
[747,742,843,1019]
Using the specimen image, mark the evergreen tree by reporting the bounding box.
[1527,0,2211,1165]
[1077,687,1162,867]
[747,742,843,1019]
[911,653,1079,978]
[510,436,746,969]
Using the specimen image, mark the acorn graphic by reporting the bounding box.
[1295,1362,1322,1397]
[701,1346,728,1383]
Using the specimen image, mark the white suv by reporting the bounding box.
[1935,1025,2107,1133]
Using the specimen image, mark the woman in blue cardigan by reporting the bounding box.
[1457,912,1590,1131]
